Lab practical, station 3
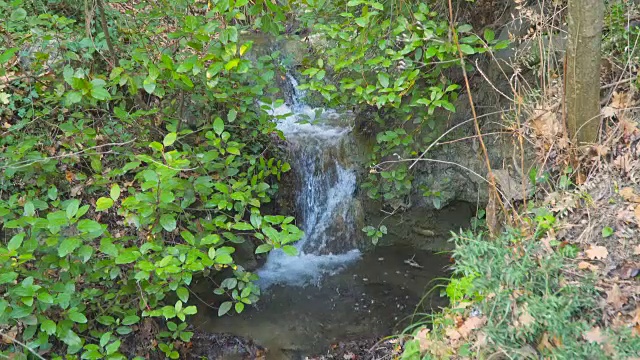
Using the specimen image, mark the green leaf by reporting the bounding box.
[24,201,35,216]
[41,320,56,335]
[115,249,141,264]
[183,306,197,315]
[58,238,81,257]
[66,199,80,219]
[255,244,273,254]
[355,17,368,27]
[143,78,156,94]
[602,226,614,238]
[0,271,18,284]
[100,239,119,257]
[46,187,58,201]
[235,302,245,313]
[69,311,88,323]
[65,91,83,105]
[160,214,177,232]
[122,315,140,325]
[105,340,121,355]
[163,132,177,147]
[90,87,111,100]
[110,184,121,201]
[457,24,473,33]
[232,222,254,231]
[7,233,25,251]
[228,109,237,122]
[96,197,114,211]
[37,292,54,304]
[10,8,27,21]
[377,72,390,88]
[215,254,233,265]
[484,28,495,42]
[282,245,298,256]
[61,329,82,347]
[176,287,189,303]
[77,219,103,236]
[227,147,240,155]
[208,247,216,259]
[459,44,475,55]
[0,48,18,64]
[213,117,225,135]
[218,301,232,316]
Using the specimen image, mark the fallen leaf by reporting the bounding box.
[606,285,627,310]
[446,327,462,341]
[583,327,607,344]
[611,91,635,109]
[578,261,599,271]
[457,316,487,338]
[586,245,608,260]
[602,106,616,118]
[635,205,640,224]
[618,262,640,279]
[530,110,560,139]
[620,187,640,203]
[634,244,640,255]
[415,327,431,353]
[632,306,640,326]
[519,310,536,327]
[0,326,18,344]
[537,332,554,352]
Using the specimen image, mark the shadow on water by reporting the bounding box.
[192,246,450,359]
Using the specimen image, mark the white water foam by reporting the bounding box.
[257,75,361,288]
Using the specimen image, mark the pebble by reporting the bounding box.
[378,257,384,261]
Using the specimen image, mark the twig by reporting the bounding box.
[2,139,136,169]
[96,0,117,67]
[0,332,46,360]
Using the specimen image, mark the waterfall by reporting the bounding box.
[257,73,361,287]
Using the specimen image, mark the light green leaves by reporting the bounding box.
[213,117,224,135]
[484,28,495,42]
[66,199,80,219]
[377,73,390,88]
[160,214,177,232]
[176,287,189,303]
[58,238,81,257]
[41,319,57,335]
[96,197,114,211]
[115,249,141,264]
[10,8,27,21]
[458,44,476,55]
[110,184,121,201]
[69,311,88,323]
[8,233,25,251]
[163,132,177,147]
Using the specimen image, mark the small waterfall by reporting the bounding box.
[257,73,361,287]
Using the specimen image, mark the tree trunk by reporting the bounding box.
[566,0,604,145]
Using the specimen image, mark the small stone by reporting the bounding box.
[378,257,384,261]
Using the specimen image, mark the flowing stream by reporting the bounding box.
[193,73,455,358]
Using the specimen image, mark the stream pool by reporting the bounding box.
[192,246,450,359]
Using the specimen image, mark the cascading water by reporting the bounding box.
[257,74,361,287]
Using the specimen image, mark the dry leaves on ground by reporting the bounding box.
[620,187,640,203]
[606,285,627,310]
[583,327,607,344]
[586,245,609,260]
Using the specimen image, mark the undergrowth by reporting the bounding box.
[402,209,640,359]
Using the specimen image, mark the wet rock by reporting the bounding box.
[184,331,266,360]
[413,228,436,237]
